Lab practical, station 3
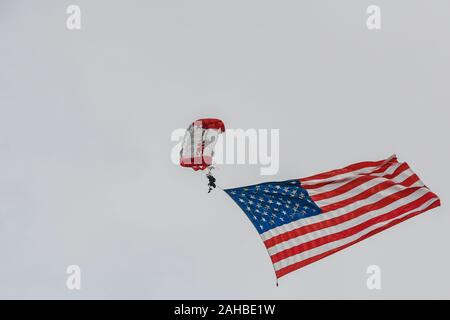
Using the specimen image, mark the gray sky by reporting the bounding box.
[0,0,449,299]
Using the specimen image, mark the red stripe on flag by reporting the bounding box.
[264,187,422,249]
[310,163,410,202]
[319,174,419,213]
[275,198,441,278]
[270,192,438,264]
[300,157,396,182]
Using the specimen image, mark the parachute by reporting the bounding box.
[180,118,225,171]
[180,118,225,192]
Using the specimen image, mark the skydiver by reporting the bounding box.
[207,173,216,193]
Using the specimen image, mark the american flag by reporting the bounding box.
[225,155,440,280]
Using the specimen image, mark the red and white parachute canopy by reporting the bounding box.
[180,118,225,171]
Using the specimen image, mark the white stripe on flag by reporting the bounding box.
[273,197,439,271]
[267,188,432,256]
[261,181,419,241]
[304,161,402,195]
[300,155,397,188]
[313,168,415,207]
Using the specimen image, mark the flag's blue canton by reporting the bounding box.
[225,179,322,234]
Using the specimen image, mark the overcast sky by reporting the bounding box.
[0,0,449,299]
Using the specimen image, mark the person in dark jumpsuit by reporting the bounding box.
[207,173,216,193]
